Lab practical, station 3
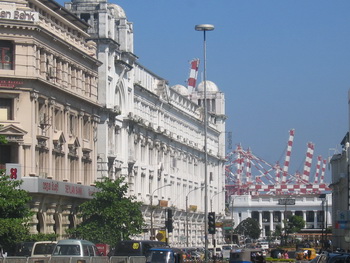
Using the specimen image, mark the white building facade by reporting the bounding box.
[229,194,332,241]
[65,0,227,247]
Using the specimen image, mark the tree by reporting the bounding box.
[0,125,8,145]
[286,215,305,234]
[67,177,144,247]
[234,217,261,240]
[0,172,32,253]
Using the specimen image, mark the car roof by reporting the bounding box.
[150,248,183,253]
[34,241,57,244]
[56,239,94,245]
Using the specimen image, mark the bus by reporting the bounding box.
[110,240,168,258]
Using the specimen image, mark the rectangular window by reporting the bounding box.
[69,114,76,135]
[0,40,14,70]
[54,108,62,130]
[171,156,177,168]
[0,98,13,120]
[83,116,90,140]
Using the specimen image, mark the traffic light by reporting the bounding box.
[208,212,216,234]
[166,208,173,233]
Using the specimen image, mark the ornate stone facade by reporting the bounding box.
[0,0,101,238]
[65,0,227,247]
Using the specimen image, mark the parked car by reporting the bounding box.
[312,252,350,263]
[52,239,100,257]
[31,241,57,257]
[13,242,35,257]
[214,246,223,259]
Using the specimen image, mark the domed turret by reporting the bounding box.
[197,80,219,92]
[109,3,126,18]
[171,84,189,96]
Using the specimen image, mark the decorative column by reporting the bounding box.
[45,202,57,234]
[313,210,318,229]
[259,211,263,236]
[28,201,41,234]
[270,211,274,232]
[61,204,73,238]
[302,210,307,228]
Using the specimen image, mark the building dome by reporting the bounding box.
[171,84,189,96]
[197,80,219,92]
[109,3,126,18]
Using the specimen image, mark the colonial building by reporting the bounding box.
[329,90,350,250]
[0,0,102,237]
[65,0,226,247]
[229,193,332,243]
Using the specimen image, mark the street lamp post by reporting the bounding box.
[230,196,235,244]
[186,187,200,247]
[210,190,226,212]
[319,194,326,249]
[150,183,172,240]
[195,23,214,263]
[278,197,295,246]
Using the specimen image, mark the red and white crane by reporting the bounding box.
[301,142,315,183]
[313,156,322,184]
[282,129,295,184]
[225,129,330,196]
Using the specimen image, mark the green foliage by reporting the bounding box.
[234,217,261,240]
[286,215,305,234]
[66,177,144,247]
[27,233,58,242]
[0,125,7,145]
[0,136,7,144]
[266,257,295,262]
[0,172,32,252]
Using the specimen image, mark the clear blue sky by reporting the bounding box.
[63,0,350,182]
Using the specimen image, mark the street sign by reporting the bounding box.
[278,198,295,205]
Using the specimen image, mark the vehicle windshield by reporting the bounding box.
[148,251,170,263]
[33,243,56,255]
[52,245,81,256]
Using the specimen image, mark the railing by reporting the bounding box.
[0,256,229,263]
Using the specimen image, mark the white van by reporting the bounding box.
[31,241,57,257]
[52,239,100,257]
[214,246,223,259]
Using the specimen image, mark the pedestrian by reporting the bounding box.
[303,250,308,259]
[277,252,282,259]
[284,251,289,259]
